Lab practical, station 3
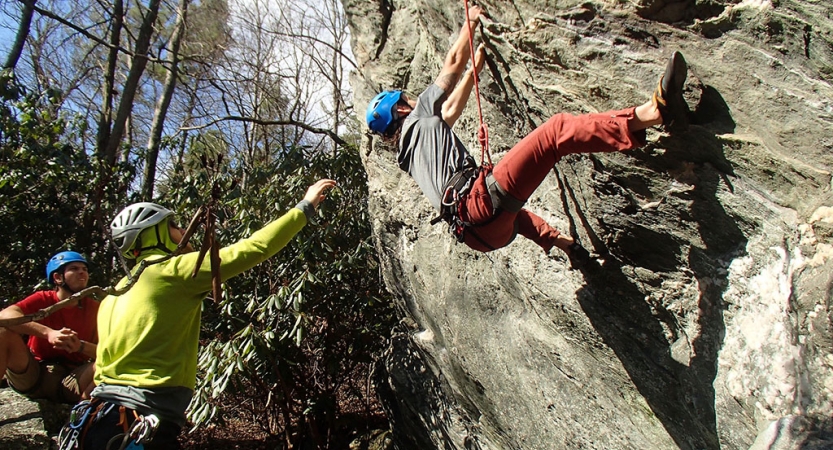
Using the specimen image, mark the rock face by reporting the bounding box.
[0,388,67,449]
[346,0,833,449]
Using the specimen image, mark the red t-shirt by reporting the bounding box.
[15,290,99,365]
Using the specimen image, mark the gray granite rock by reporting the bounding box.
[0,387,68,450]
[347,0,833,448]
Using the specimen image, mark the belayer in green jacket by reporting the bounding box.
[69,179,335,450]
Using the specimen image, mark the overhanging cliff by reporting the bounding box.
[345,0,833,448]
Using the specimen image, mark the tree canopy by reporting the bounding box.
[0,0,392,446]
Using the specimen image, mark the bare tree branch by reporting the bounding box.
[28,1,165,64]
[263,28,358,71]
[181,116,349,149]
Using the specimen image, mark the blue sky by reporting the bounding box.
[0,2,22,60]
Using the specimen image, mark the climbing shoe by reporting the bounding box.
[567,241,590,270]
[652,51,689,132]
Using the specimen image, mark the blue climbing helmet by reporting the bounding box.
[46,251,88,284]
[366,90,403,135]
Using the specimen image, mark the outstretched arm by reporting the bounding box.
[442,44,485,127]
[169,179,338,285]
[303,179,337,208]
[434,6,482,93]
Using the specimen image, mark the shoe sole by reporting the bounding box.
[661,51,689,132]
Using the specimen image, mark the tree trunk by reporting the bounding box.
[96,0,124,158]
[4,0,36,71]
[102,0,161,165]
[142,0,189,200]
[176,87,198,168]
[329,0,343,143]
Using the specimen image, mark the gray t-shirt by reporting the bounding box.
[399,84,476,210]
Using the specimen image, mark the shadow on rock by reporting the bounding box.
[567,85,745,449]
[573,256,721,450]
[0,412,41,428]
[0,387,69,449]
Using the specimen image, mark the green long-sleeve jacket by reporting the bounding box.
[95,206,309,400]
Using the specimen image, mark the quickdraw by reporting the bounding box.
[112,413,161,450]
[58,400,94,450]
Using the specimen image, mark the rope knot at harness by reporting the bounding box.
[477,123,490,159]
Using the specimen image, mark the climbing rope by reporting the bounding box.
[463,0,492,167]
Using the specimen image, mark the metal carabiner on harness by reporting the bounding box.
[440,185,461,209]
[431,166,480,242]
[128,414,160,444]
[69,400,94,429]
[58,400,95,450]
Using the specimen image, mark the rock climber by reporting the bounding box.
[66,179,335,449]
[365,5,688,268]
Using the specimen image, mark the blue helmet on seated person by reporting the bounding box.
[46,251,88,284]
[366,90,403,136]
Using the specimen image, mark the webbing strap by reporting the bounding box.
[117,406,129,432]
[463,0,492,166]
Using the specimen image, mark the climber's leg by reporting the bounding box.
[492,51,688,203]
[492,108,646,201]
[515,208,563,253]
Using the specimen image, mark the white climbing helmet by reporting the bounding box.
[111,202,174,258]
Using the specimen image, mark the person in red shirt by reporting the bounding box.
[0,251,99,403]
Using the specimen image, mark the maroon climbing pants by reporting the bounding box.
[460,107,646,252]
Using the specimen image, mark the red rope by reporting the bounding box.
[463,0,492,167]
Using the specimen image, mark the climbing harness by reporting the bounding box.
[431,165,506,251]
[57,399,162,450]
[431,165,480,242]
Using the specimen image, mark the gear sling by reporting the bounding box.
[58,398,162,450]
